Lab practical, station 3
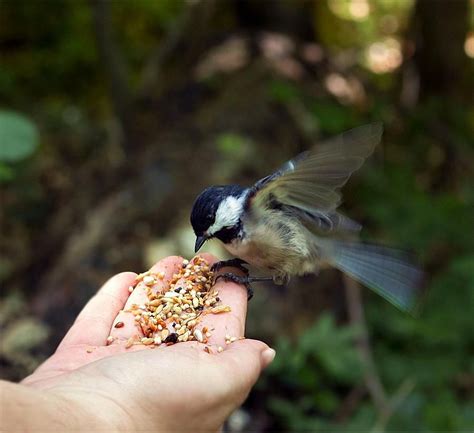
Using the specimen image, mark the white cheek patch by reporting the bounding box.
[208,196,244,235]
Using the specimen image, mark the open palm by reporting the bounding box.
[21,254,274,432]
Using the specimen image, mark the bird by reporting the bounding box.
[190,123,423,312]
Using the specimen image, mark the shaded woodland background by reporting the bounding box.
[1,0,473,431]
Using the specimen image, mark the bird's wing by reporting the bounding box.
[248,123,383,221]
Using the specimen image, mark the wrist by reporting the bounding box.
[0,380,78,432]
[49,388,135,432]
[0,380,130,433]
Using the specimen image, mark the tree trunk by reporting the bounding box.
[412,0,470,101]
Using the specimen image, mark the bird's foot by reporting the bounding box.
[211,258,249,275]
[214,272,273,300]
[215,273,254,300]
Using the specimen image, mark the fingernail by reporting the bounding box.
[261,348,276,368]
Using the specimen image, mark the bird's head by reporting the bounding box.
[190,185,246,252]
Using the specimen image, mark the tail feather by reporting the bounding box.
[323,241,424,313]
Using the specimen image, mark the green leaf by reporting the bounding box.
[0,162,14,182]
[268,80,300,103]
[216,133,249,155]
[310,101,354,133]
[0,110,39,162]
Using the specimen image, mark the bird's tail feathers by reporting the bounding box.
[321,240,424,313]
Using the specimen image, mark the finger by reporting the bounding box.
[58,272,137,349]
[217,339,275,401]
[196,254,248,348]
[110,256,184,341]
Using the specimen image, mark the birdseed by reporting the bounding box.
[125,336,136,348]
[224,335,240,345]
[106,256,232,351]
[143,275,156,286]
[193,329,204,342]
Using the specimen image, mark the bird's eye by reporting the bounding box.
[205,213,215,225]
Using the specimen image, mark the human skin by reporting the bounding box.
[0,254,275,432]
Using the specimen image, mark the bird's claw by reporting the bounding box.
[211,259,249,275]
[214,272,254,300]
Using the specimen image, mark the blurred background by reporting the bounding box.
[1,0,473,431]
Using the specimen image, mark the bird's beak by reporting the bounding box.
[194,235,207,253]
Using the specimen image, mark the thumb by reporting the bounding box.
[218,339,276,397]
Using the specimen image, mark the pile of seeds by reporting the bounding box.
[120,256,232,350]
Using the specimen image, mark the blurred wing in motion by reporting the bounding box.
[249,123,383,218]
[322,240,424,313]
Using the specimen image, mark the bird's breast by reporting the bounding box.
[222,211,320,275]
[224,237,275,269]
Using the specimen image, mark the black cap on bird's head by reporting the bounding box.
[190,185,246,252]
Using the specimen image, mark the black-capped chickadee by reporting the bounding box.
[191,123,423,312]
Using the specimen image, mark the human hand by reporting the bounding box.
[20,254,275,432]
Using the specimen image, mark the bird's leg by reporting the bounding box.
[210,258,249,275]
[214,273,273,300]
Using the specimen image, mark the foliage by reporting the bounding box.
[0,110,39,182]
[263,314,364,430]
[0,110,38,162]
